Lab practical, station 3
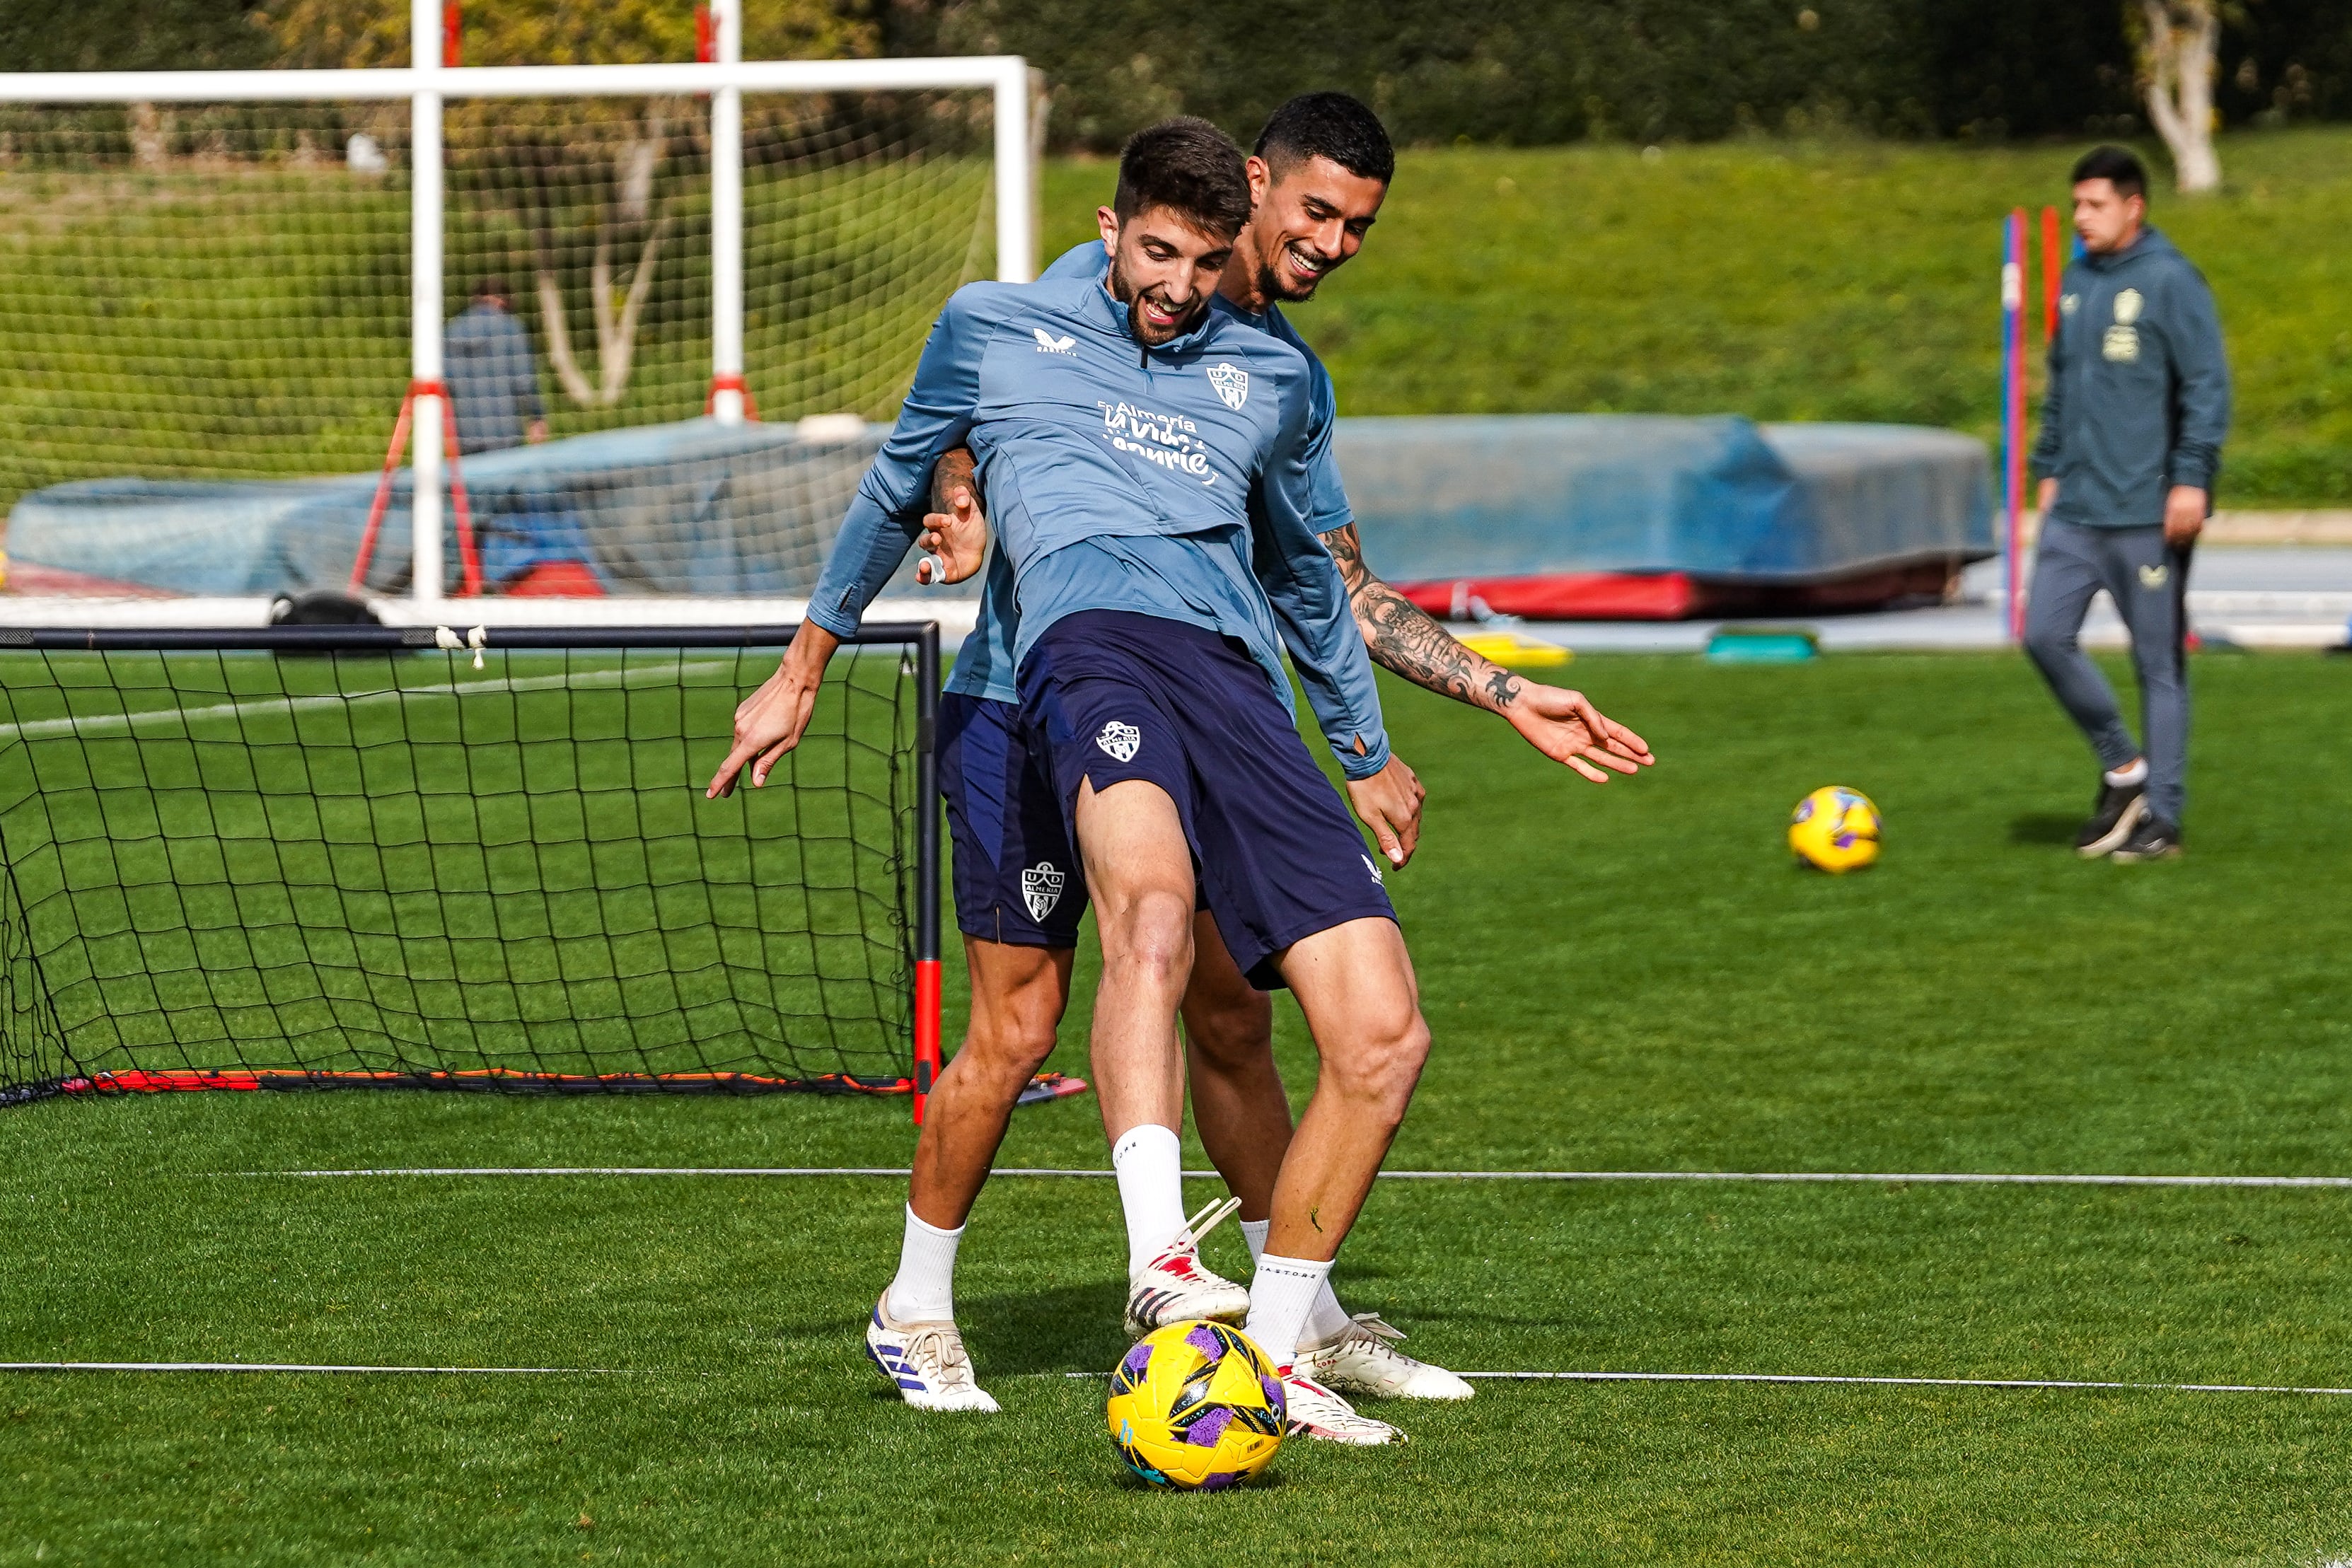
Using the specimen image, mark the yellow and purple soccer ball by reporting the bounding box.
[1106,1320,1286,1491]
[1789,786,1882,873]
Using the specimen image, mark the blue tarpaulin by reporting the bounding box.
[6,414,1988,606]
[1333,414,1992,583]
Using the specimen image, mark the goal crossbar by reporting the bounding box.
[0,44,1033,617]
[0,59,1033,105]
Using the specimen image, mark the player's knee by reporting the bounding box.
[2022,623,2073,666]
[1183,987,1273,1072]
[1327,1009,1430,1115]
[1099,892,1194,991]
[958,1006,1060,1081]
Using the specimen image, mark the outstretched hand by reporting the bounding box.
[914,482,990,586]
[706,625,841,798]
[1345,753,1426,869]
[1503,682,1655,783]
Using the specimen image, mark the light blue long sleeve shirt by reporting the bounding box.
[804,272,1389,778]
[951,240,1356,712]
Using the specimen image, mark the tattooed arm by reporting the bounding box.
[1320,521,1655,783]
[914,446,989,584]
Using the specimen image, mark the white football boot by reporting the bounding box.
[1122,1196,1252,1339]
[1279,1369,1407,1445]
[864,1296,1000,1413]
[1295,1313,1476,1401]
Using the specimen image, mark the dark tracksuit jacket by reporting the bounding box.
[2031,226,2230,525]
[2022,226,2230,828]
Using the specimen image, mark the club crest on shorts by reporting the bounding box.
[1021,862,1066,920]
[1361,853,1384,885]
[2139,562,2169,588]
[1206,363,1249,411]
[1096,720,1142,762]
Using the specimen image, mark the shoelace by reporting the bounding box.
[1141,1195,1247,1277]
[901,1325,975,1390]
[1338,1313,1408,1349]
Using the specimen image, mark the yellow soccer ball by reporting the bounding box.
[1789,785,1882,873]
[1106,1320,1286,1491]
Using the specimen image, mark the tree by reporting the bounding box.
[256,0,874,406]
[2133,0,2224,192]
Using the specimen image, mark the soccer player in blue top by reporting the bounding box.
[713,116,1447,1443]
[899,99,1652,1436]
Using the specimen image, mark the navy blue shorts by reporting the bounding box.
[938,692,1085,948]
[1016,610,1396,989]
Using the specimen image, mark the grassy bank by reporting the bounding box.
[1045,127,2352,505]
[1,130,2343,518]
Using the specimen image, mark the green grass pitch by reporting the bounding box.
[6,649,2352,1564]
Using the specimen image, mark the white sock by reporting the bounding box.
[1302,1279,1355,1349]
[884,1205,963,1324]
[2104,757,2148,787]
[1239,1217,1353,1347]
[1244,1253,1333,1371]
[1112,1124,1188,1277]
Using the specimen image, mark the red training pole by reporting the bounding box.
[441,1,461,67]
[911,625,943,1125]
[349,391,417,593]
[2040,205,2062,345]
[435,392,484,596]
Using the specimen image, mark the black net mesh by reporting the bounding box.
[0,632,925,1104]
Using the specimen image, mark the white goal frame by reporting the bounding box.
[0,0,1029,632]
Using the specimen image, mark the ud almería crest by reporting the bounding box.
[1206,363,1249,411]
[1021,863,1066,921]
[1096,720,1142,762]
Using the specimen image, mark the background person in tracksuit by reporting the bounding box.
[2024,145,2230,863]
[445,278,548,455]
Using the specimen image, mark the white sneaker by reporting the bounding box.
[1296,1314,1475,1401]
[1280,1369,1406,1444]
[864,1296,1000,1412]
[1123,1196,1251,1339]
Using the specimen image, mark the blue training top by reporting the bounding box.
[949,240,1356,709]
[804,268,1389,778]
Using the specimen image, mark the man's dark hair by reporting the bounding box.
[1112,117,1252,236]
[1254,92,1395,185]
[471,277,511,303]
[2071,146,2148,202]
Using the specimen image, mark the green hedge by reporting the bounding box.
[2,0,274,73]
[891,0,2352,151]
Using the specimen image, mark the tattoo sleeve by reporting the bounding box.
[1321,523,1524,714]
[929,445,978,515]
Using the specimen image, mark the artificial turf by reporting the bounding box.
[6,649,2352,1564]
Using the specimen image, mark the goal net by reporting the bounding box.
[0,62,1025,613]
[0,622,939,1105]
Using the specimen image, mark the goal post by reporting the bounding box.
[0,620,943,1117]
[0,50,1031,627]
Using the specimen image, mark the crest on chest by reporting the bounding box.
[1206,362,1250,411]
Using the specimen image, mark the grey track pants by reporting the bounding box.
[2022,519,2192,825]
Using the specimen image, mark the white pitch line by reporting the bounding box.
[0,658,737,743]
[252,1166,2352,1189]
[1452,1371,2352,1396]
[1055,1369,2352,1397]
[1,1361,609,1374]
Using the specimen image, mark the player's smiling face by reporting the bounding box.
[1097,204,1236,347]
[1245,153,1386,304]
